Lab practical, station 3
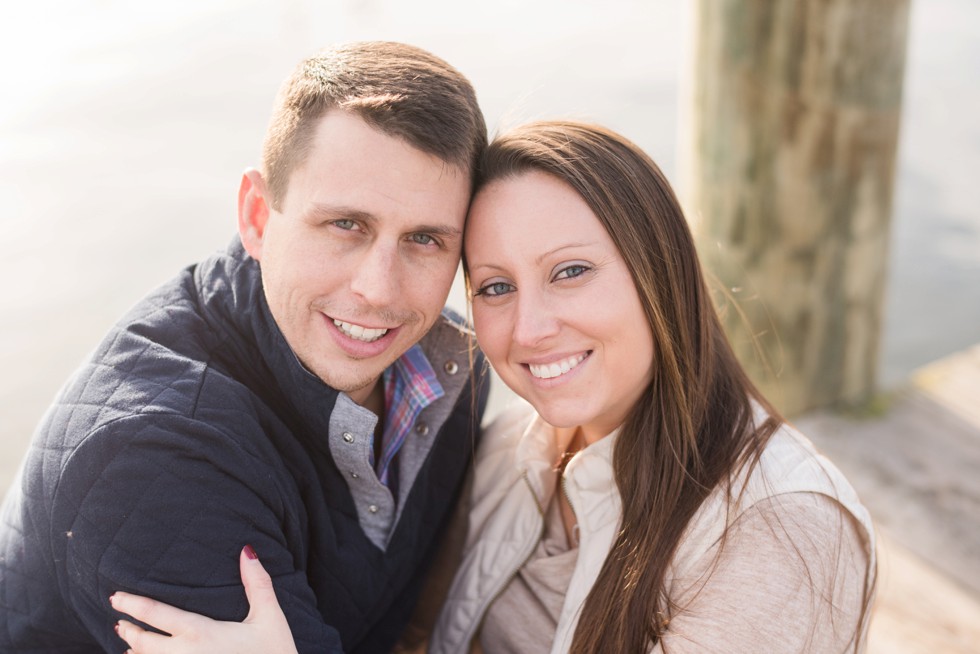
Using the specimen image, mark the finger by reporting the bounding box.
[116,619,171,654]
[110,592,205,635]
[239,544,278,622]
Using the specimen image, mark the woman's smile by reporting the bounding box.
[525,351,591,380]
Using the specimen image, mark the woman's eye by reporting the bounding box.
[554,264,590,281]
[475,281,515,297]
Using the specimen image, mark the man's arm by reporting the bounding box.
[52,415,342,653]
[113,546,299,654]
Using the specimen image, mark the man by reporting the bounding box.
[0,41,488,653]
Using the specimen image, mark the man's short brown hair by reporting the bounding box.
[262,41,487,210]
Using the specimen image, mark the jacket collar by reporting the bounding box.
[499,410,625,654]
[189,238,339,443]
[513,414,623,536]
[192,237,474,450]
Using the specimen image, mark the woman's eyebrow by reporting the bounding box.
[466,261,507,274]
[534,242,596,265]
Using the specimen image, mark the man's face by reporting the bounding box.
[240,111,471,405]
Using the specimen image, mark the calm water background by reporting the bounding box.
[1,0,978,495]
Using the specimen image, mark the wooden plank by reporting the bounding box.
[797,345,980,652]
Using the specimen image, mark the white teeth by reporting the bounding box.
[333,319,388,342]
[529,354,587,379]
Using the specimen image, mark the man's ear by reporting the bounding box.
[238,168,271,260]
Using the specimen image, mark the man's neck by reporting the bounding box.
[361,379,386,421]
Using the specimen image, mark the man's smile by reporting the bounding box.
[332,319,389,343]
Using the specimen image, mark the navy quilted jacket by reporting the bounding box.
[0,239,486,653]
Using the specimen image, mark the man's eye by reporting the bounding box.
[333,219,357,230]
[410,233,436,246]
[554,264,590,281]
[475,281,515,297]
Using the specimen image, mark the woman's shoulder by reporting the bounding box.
[467,400,538,494]
[478,399,538,460]
[670,419,876,593]
[749,421,862,504]
[734,421,875,551]
[683,416,873,547]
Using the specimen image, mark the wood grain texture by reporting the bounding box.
[685,0,912,415]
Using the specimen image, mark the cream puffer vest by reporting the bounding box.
[429,401,875,654]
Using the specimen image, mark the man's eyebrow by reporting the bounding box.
[304,203,374,223]
[414,224,463,239]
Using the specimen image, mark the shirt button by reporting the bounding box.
[368,504,379,513]
[415,422,430,436]
[343,432,354,443]
[444,360,459,375]
[350,471,359,479]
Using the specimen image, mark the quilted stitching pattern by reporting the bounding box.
[0,241,486,653]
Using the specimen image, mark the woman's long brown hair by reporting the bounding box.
[468,121,784,652]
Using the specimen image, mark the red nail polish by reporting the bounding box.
[244,544,258,560]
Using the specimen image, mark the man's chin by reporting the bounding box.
[313,364,388,403]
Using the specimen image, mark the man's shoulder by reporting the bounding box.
[416,306,488,412]
[436,305,471,332]
[63,283,211,415]
[38,250,265,456]
[422,306,475,357]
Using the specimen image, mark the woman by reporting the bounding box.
[114,121,876,652]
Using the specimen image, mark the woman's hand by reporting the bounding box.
[111,545,298,654]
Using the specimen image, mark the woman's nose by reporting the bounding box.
[511,291,560,348]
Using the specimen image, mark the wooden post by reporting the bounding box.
[682,0,911,415]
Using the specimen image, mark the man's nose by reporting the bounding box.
[349,244,400,308]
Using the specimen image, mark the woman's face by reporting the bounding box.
[466,171,655,443]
